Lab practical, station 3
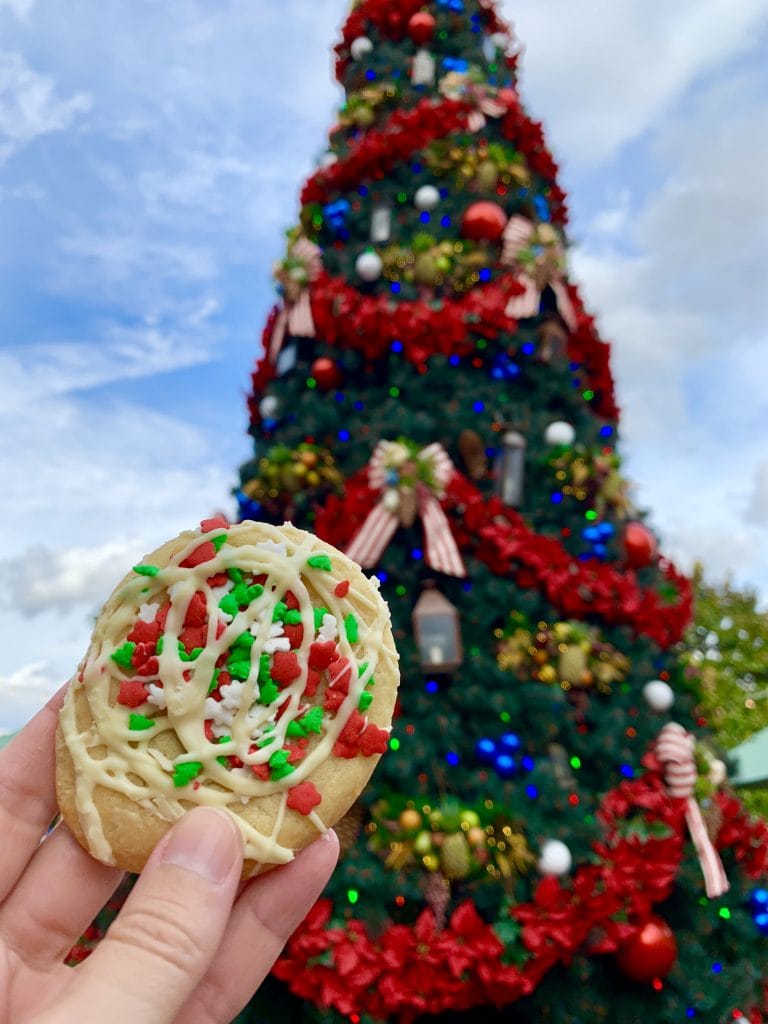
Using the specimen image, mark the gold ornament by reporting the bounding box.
[398,808,423,831]
[440,832,472,880]
[538,664,557,685]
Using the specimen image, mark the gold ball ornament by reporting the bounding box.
[399,808,423,831]
[414,252,439,285]
[300,451,318,468]
[538,665,557,685]
[467,826,485,846]
[441,832,472,880]
[475,159,499,191]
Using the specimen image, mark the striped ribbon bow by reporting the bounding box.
[269,236,322,361]
[656,722,729,898]
[500,214,578,332]
[345,441,466,578]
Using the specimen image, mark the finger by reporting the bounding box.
[179,830,340,1024]
[70,807,243,1024]
[0,821,123,967]
[0,683,67,899]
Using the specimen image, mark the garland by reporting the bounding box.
[274,759,766,1019]
[335,0,515,82]
[313,470,693,648]
[246,306,278,429]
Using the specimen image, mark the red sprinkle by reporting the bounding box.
[156,603,171,630]
[127,619,161,645]
[180,541,217,568]
[324,688,347,712]
[131,642,156,669]
[284,624,304,649]
[251,763,270,781]
[180,625,207,651]
[271,651,302,687]
[359,723,390,756]
[200,516,230,532]
[207,572,228,587]
[215,620,227,640]
[287,781,322,815]
[309,641,337,670]
[184,591,208,627]
[117,680,149,708]
[286,739,309,764]
[134,656,159,678]
[284,590,300,610]
[327,658,352,693]
[304,668,321,697]
[334,580,350,598]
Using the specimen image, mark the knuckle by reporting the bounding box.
[109,891,208,974]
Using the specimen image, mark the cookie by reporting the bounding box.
[55,519,399,876]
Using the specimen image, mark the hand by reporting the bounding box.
[0,686,339,1024]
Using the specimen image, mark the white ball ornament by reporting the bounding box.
[355,250,383,282]
[544,420,576,446]
[537,839,572,877]
[490,32,509,50]
[414,184,441,211]
[350,36,373,61]
[318,152,338,169]
[642,679,675,713]
[258,395,279,419]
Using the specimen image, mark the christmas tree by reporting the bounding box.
[235,1,768,1020]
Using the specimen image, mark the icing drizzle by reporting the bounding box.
[60,520,395,868]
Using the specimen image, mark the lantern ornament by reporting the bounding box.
[412,582,464,674]
[495,428,527,507]
[370,204,392,243]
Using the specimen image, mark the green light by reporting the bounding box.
[583,389,595,401]
[307,377,317,389]
[390,738,400,751]
[699,896,709,907]
[347,888,359,904]
[389,386,400,398]
[395,584,406,596]
[583,814,595,824]
[438,30,448,40]
[500,711,511,723]
[476,339,487,350]
[570,756,581,769]
[397,191,407,203]
[488,63,498,72]
[719,907,731,919]
[312,214,323,227]
[585,510,598,521]
[469,646,480,657]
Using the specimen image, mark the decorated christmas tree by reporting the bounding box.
[235,1,768,1020]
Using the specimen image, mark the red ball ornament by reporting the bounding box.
[310,357,341,392]
[461,201,508,242]
[624,521,657,569]
[615,916,677,983]
[407,11,436,45]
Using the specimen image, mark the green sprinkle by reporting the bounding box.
[259,680,279,705]
[227,567,244,584]
[273,601,288,622]
[258,653,272,685]
[287,719,307,738]
[134,564,160,577]
[217,756,229,767]
[344,614,359,644]
[179,643,204,662]
[208,668,221,695]
[111,642,136,669]
[231,632,255,654]
[285,609,303,625]
[156,636,164,655]
[211,534,228,552]
[256,733,277,748]
[128,713,155,731]
[228,660,251,681]
[247,583,264,601]
[313,607,329,629]
[307,554,332,572]
[219,593,239,617]
[300,707,324,734]
[172,761,204,787]
[218,735,231,744]
[358,691,373,712]
[269,749,296,781]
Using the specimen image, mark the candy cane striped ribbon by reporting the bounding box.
[656,722,729,898]
[501,215,578,332]
[345,442,466,577]
[269,237,322,361]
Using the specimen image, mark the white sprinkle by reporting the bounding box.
[146,683,166,709]
[220,680,245,711]
[257,540,288,556]
[138,602,160,623]
[268,623,285,638]
[318,613,338,642]
[211,721,231,739]
[205,698,234,730]
[264,637,290,653]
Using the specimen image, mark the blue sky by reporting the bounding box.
[1,0,767,730]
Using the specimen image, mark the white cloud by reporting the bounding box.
[0,0,35,18]
[0,51,91,164]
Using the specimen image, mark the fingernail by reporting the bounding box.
[161,807,242,884]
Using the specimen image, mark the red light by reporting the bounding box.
[561,528,571,537]
[652,978,663,992]
[568,793,579,806]
[497,186,508,196]
[395,895,405,907]
[660,670,670,681]
[406,724,415,735]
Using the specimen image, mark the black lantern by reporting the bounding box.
[412,582,463,673]
[495,428,526,507]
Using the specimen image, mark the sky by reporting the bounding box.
[1,0,767,731]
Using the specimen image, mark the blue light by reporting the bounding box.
[420,211,431,224]
[569,362,581,371]
[600,425,613,437]
[235,490,263,521]
[534,195,551,222]
[358,185,368,196]
[411,162,422,173]
[391,282,401,294]
[479,268,491,281]
[751,887,768,908]
[365,69,376,81]
[495,754,516,778]
[442,56,469,72]
[425,679,439,694]
[525,784,539,799]
[449,355,461,366]
[411,548,423,560]
[686,1011,696,1019]
[550,493,563,504]
[440,215,451,228]
[375,571,388,584]
[521,342,535,355]
[473,400,485,413]
[334,392,345,403]
[391,340,404,352]
[476,738,496,761]
[521,755,535,772]
[501,733,521,751]
[446,751,460,766]
[462,581,472,592]
[338,430,351,442]
[485,447,496,458]
[711,962,722,974]
[354,401,364,411]
[620,764,634,778]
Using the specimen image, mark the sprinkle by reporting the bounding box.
[284,609,303,625]
[344,614,359,644]
[180,541,217,568]
[111,642,137,669]
[287,781,322,815]
[273,601,288,622]
[117,680,149,707]
[218,593,239,618]
[264,637,291,654]
[334,580,350,598]
[211,534,228,553]
[146,683,166,709]
[313,606,330,629]
[359,691,374,712]
[300,707,324,734]
[286,719,307,738]
[269,749,296,781]
[318,614,338,642]
[259,680,279,705]
[307,554,332,572]
[201,516,230,533]
[256,540,288,556]
[228,660,251,681]
[173,761,204,787]
[309,641,337,669]
[134,565,160,577]
[129,713,156,731]
[271,650,302,686]
[156,636,164,654]
[256,733,277,748]
[138,602,160,623]
[258,653,273,685]
[208,668,221,695]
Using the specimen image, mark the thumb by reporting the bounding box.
[71,807,243,1024]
